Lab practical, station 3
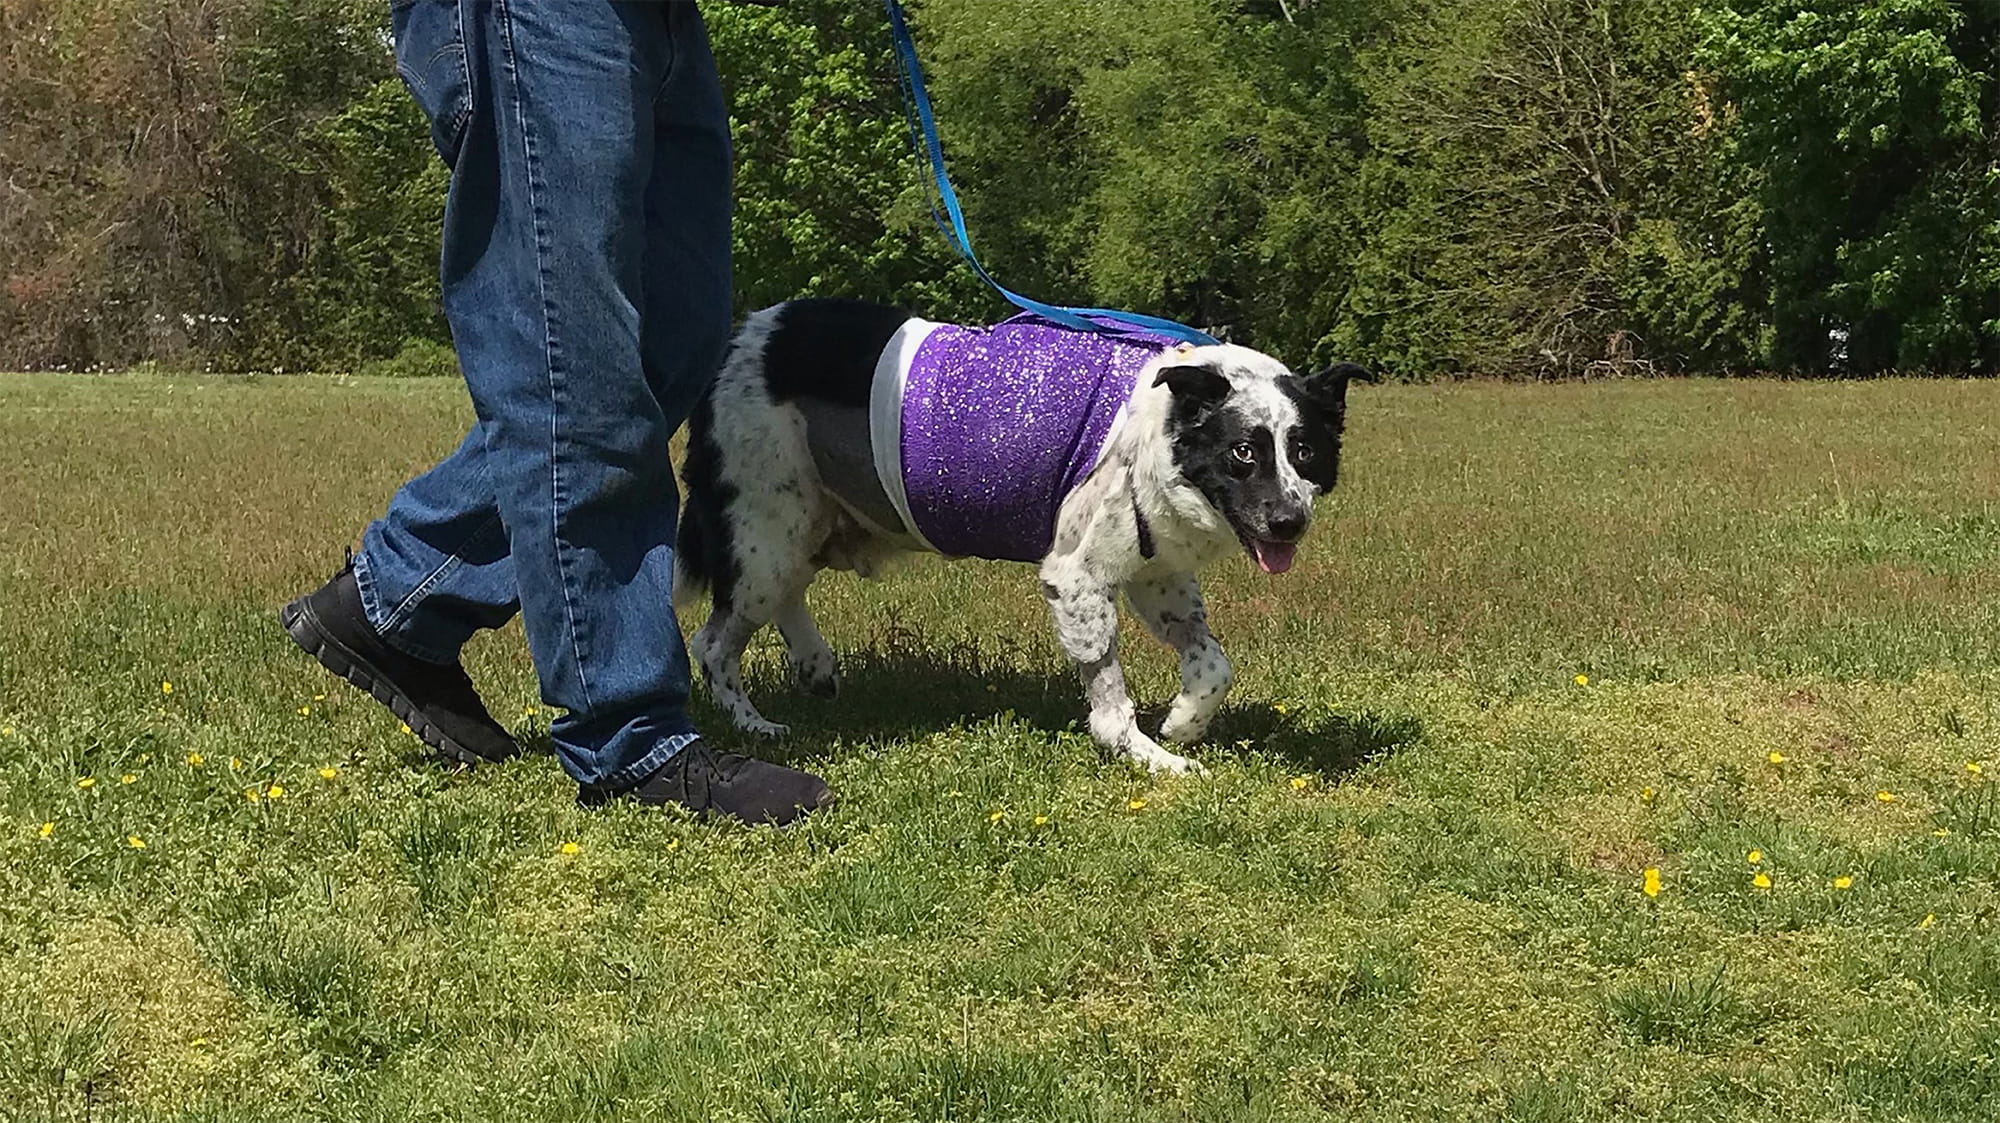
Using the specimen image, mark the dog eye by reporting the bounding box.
[1230,442,1255,463]
[1294,443,1315,463]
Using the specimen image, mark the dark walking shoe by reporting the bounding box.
[578,740,833,826]
[280,558,520,765]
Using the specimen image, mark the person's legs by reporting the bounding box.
[299,1,828,819]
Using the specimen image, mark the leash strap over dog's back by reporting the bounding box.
[882,0,1221,347]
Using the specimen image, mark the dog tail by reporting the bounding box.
[674,394,723,612]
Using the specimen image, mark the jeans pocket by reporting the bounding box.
[390,0,472,167]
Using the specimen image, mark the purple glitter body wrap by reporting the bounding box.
[897,314,1176,562]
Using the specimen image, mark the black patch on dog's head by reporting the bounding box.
[1274,362,1371,491]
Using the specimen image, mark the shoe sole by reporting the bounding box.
[280,597,515,767]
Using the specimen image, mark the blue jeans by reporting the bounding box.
[353,0,730,789]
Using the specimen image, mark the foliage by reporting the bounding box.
[1,0,1996,375]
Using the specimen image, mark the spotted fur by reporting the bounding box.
[675,300,1365,772]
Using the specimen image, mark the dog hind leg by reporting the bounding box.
[1126,574,1232,746]
[774,587,838,699]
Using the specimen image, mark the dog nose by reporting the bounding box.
[1267,509,1309,542]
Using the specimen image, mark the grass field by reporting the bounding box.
[3,372,1999,1121]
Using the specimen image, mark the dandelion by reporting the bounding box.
[1933,828,1950,837]
[400,723,414,736]
[266,783,286,801]
[76,777,96,790]
[522,705,538,718]
[1291,776,1311,791]
[0,725,13,736]
[987,809,1006,823]
[1640,786,1656,804]
[1747,849,1763,864]
[1767,751,1787,764]
[39,821,54,838]
[161,681,174,696]
[229,757,243,771]
[1967,761,1985,776]
[297,706,311,717]
[1752,872,1772,890]
[317,767,338,780]
[1832,875,1854,890]
[1876,790,1898,803]
[126,835,146,850]
[243,787,261,803]
[1274,702,1290,716]
[313,693,325,702]
[1920,913,1937,929]
[120,774,136,785]
[1033,815,1050,827]
[666,839,680,852]
[1574,674,1590,686]
[186,753,204,767]
[1127,798,1147,811]
[559,841,580,856]
[1642,868,1661,898]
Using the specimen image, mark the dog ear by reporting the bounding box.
[1288,361,1375,413]
[1154,364,1232,421]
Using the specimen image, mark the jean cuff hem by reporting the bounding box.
[351,545,461,666]
[597,731,700,793]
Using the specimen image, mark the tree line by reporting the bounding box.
[2,0,1995,378]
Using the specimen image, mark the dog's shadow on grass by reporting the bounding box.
[512,622,1422,779]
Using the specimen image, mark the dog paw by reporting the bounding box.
[1130,743,1204,776]
[737,717,792,739]
[790,661,839,700]
[1159,716,1209,746]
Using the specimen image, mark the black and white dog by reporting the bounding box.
[676,299,1365,774]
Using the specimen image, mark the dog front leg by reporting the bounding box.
[1125,575,1231,746]
[1044,578,1199,775]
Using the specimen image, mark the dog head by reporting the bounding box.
[1148,349,1369,573]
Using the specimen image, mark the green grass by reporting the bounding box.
[3,372,1999,1121]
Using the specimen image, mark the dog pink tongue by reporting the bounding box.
[1251,540,1297,574]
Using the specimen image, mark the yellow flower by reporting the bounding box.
[400,723,414,735]
[186,753,204,767]
[1127,798,1147,811]
[559,841,580,856]
[1639,786,1656,804]
[1291,776,1311,791]
[76,777,96,790]
[666,839,680,852]
[161,681,174,695]
[1751,872,1772,890]
[1642,868,1661,898]
[297,706,311,717]
[229,757,243,771]
[1832,875,1854,890]
[1747,849,1763,864]
[120,774,137,785]
[522,705,538,718]
[1033,815,1050,827]
[1933,828,1950,837]
[1274,702,1290,716]
[266,783,286,800]
[126,835,146,850]
[1876,790,1898,803]
[244,787,261,803]
[189,1038,207,1048]
[1967,761,1984,776]
[0,725,14,736]
[313,693,325,702]
[1920,913,1937,929]
[318,767,338,780]
[38,821,54,838]
[987,809,1005,823]
[1574,674,1589,686]
[1767,750,1787,764]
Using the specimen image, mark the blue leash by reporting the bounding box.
[882,0,1219,346]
